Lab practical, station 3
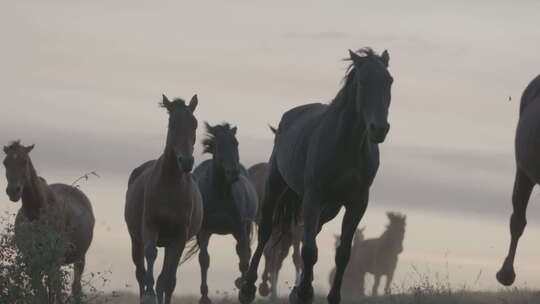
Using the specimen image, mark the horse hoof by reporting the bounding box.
[259,282,270,297]
[496,267,516,286]
[235,277,244,289]
[289,287,314,304]
[239,283,256,304]
[199,296,212,304]
[327,292,340,304]
[141,294,157,304]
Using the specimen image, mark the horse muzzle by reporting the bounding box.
[6,185,23,202]
[369,123,390,143]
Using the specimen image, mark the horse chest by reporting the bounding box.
[145,189,189,224]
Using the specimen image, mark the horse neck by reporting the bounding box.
[328,79,368,151]
[210,158,230,193]
[379,228,402,253]
[158,132,183,181]
[21,160,51,221]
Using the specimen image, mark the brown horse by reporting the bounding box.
[247,163,303,302]
[330,212,405,297]
[497,74,540,286]
[3,141,95,301]
[124,94,203,304]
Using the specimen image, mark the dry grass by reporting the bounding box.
[101,289,540,304]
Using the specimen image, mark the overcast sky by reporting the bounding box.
[1,0,540,295]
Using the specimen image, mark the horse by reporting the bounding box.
[497,74,540,286]
[330,212,406,297]
[239,47,393,304]
[192,122,258,304]
[247,162,303,302]
[3,141,95,302]
[124,94,203,304]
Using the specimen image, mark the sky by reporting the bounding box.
[1,0,540,297]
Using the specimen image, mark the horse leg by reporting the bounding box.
[239,162,286,304]
[384,273,393,295]
[327,191,368,304]
[131,238,146,298]
[358,271,366,297]
[142,227,159,303]
[271,232,291,301]
[72,257,85,300]
[292,232,303,286]
[234,225,252,289]
[270,268,279,302]
[289,191,322,304]
[198,232,212,304]
[156,238,185,304]
[258,242,272,297]
[372,275,381,297]
[497,168,534,286]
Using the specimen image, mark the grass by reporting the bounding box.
[100,289,540,304]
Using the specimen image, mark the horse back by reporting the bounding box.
[49,183,95,262]
[520,74,540,116]
[274,103,328,194]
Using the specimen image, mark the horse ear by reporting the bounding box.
[162,94,172,110]
[231,126,237,135]
[188,94,198,113]
[348,49,365,67]
[380,50,390,67]
[24,144,35,153]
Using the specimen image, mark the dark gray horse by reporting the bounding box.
[193,123,258,304]
[497,74,540,286]
[239,48,393,304]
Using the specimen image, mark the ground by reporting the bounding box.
[102,289,540,304]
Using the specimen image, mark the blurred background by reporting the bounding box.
[1,0,539,297]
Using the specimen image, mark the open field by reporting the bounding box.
[100,289,540,304]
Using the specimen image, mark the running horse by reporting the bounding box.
[193,122,258,304]
[239,48,393,304]
[497,74,540,286]
[125,94,203,304]
[330,212,406,297]
[3,141,95,302]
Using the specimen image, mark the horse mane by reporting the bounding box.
[4,140,23,152]
[330,47,380,108]
[202,122,235,154]
[158,97,187,109]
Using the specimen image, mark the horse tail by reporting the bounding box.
[272,187,301,246]
[180,236,200,265]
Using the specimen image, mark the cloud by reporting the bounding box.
[0,122,530,222]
